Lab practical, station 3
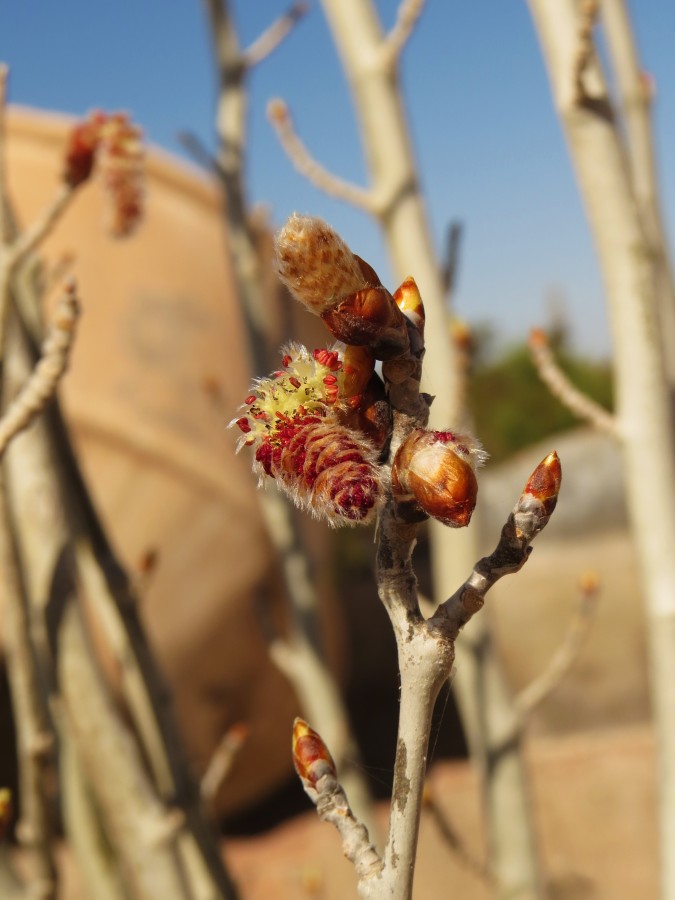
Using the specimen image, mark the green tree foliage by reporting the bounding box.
[469,340,613,464]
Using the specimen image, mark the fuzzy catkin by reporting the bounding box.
[274,214,366,314]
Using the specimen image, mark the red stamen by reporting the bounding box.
[235,417,251,433]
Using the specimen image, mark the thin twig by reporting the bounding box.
[200,723,248,812]
[380,0,426,70]
[0,281,79,458]
[515,572,600,719]
[422,781,493,884]
[529,328,618,436]
[243,3,308,68]
[176,131,220,175]
[6,185,73,274]
[267,99,380,213]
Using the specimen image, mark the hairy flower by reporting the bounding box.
[232,344,384,525]
[63,111,144,237]
[392,429,488,527]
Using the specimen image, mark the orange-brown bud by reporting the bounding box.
[0,789,12,841]
[341,344,376,398]
[321,285,409,359]
[392,429,487,527]
[393,277,425,336]
[528,327,549,350]
[523,451,561,517]
[292,718,336,789]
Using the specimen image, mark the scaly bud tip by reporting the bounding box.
[524,451,561,515]
[292,718,336,787]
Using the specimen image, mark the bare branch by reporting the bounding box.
[267,99,381,213]
[6,185,73,273]
[529,328,618,437]
[200,723,248,812]
[380,0,426,69]
[515,571,600,718]
[176,131,220,175]
[0,282,79,459]
[422,781,492,885]
[243,3,308,68]
[438,452,562,633]
[574,0,600,104]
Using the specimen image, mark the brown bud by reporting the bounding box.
[0,789,12,841]
[292,718,336,788]
[393,277,425,336]
[341,344,375,398]
[321,285,409,359]
[339,371,393,451]
[392,429,487,527]
[523,451,561,517]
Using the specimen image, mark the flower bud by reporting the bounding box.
[274,214,367,314]
[63,111,144,236]
[321,285,409,359]
[274,214,409,360]
[393,277,425,336]
[392,429,487,527]
[0,789,11,841]
[522,450,561,518]
[292,718,336,789]
[514,451,562,539]
[63,111,107,187]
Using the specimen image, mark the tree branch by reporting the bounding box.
[515,572,600,719]
[243,3,308,68]
[380,0,426,70]
[267,99,381,213]
[0,281,79,459]
[528,328,618,436]
[573,0,600,105]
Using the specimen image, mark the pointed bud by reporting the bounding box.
[321,285,410,359]
[514,451,562,539]
[393,277,425,336]
[392,429,487,527]
[523,451,561,517]
[0,789,12,841]
[292,718,337,789]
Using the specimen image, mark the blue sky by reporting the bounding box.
[2,1,674,357]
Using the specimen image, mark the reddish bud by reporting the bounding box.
[523,451,561,517]
[528,327,549,349]
[0,789,12,841]
[392,429,487,527]
[393,277,425,336]
[63,111,107,187]
[321,285,409,360]
[63,111,144,236]
[292,718,336,788]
